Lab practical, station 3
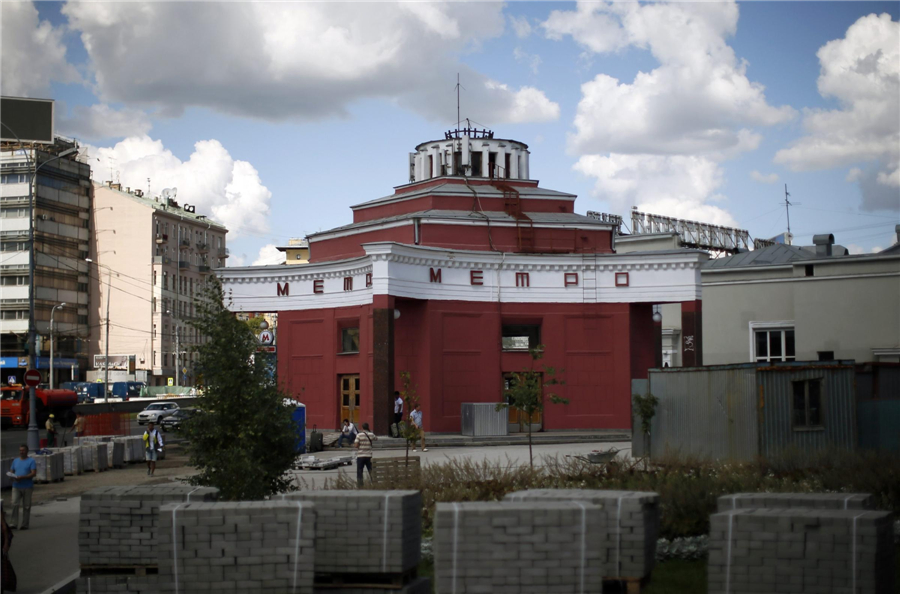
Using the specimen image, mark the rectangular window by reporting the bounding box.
[340,327,360,354]
[792,379,823,429]
[502,324,541,351]
[471,152,482,177]
[153,271,157,286]
[754,328,795,363]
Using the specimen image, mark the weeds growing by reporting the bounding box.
[325,449,900,539]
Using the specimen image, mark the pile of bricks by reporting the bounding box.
[717,492,874,512]
[34,452,64,483]
[107,440,125,468]
[281,490,422,575]
[79,485,219,568]
[115,436,144,464]
[53,446,84,475]
[708,507,895,594]
[156,500,316,593]
[80,443,106,472]
[76,574,158,594]
[505,489,659,581]
[434,501,605,594]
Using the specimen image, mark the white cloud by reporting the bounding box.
[252,244,284,266]
[62,2,558,125]
[86,136,271,238]
[543,1,793,227]
[750,170,779,184]
[574,154,738,227]
[484,82,559,123]
[0,1,79,97]
[513,47,542,75]
[847,243,885,255]
[58,104,152,140]
[774,13,899,211]
[509,15,533,39]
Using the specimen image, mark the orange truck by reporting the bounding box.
[0,385,78,429]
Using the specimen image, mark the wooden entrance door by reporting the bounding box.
[502,373,542,433]
[340,374,361,426]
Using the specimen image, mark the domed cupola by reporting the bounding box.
[409,126,530,183]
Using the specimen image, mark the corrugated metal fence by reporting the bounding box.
[857,363,900,452]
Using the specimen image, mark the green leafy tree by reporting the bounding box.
[182,277,297,500]
[495,345,568,467]
[399,371,420,466]
[243,315,268,335]
[633,392,659,466]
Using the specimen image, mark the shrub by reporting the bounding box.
[324,449,900,539]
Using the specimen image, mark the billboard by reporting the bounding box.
[93,354,135,372]
[0,97,54,144]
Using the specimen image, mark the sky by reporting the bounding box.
[3,1,898,265]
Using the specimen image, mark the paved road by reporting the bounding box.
[2,421,148,458]
[5,496,80,594]
[290,440,632,489]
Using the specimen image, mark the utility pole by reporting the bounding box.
[175,324,180,388]
[784,184,794,245]
[103,267,111,401]
[50,302,66,389]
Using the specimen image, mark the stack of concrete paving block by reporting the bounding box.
[434,501,605,594]
[34,452,64,483]
[76,435,116,445]
[281,490,422,575]
[717,492,874,512]
[156,500,316,593]
[53,446,84,475]
[79,443,102,472]
[107,440,125,468]
[506,489,659,580]
[114,436,143,464]
[709,508,895,594]
[79,485,219,568]
[76,574,159,593]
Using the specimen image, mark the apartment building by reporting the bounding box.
[0,139,92,385]
[90,182,228,387]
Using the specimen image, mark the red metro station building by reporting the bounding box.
[220,130,707,435]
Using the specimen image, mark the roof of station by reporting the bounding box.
[351,179,576,210]
[308,209,613,239]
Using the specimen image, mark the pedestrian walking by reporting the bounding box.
[9,445,36,530]
[73,412,85,439]
[393,391,404,436]
[409,403,427,452]
[142,422,164,476]
[353,422,377,487]
[336,419,357,448]
[45,414,57,447]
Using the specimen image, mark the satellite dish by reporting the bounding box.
[161,188,172,199]
[171,187,177,198]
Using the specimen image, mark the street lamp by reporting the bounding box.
[2,124,79,451]
[50,302,67,389]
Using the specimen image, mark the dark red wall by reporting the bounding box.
[353,194,575,223]
[278,299,654,433]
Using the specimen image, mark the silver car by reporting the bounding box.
[137,401,180,425]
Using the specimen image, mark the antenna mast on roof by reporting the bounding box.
[455,73,461,131]
[783,184,800,245]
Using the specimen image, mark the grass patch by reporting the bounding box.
[643,560,706,594]
[324,449,900,539]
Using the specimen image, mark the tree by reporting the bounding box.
[243,315,268,335]
[182,277,297,500]
[398,371,420,467]
[495,345,567,467]
[632,392,659,466]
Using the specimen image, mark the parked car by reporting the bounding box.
[137,401,180,425]
[160,408,198,432]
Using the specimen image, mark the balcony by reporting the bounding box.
[196,242,209,253]
[152,256,171,265]
[180,239,191,248]
[198,265,211,273]
[155,234,168,244]
[217,247,229,258]
[178,260,189,269]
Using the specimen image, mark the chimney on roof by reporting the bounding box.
[895,224,900,245]
[812,233,835,256]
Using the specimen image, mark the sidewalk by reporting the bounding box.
[318,428,631,450]
[6,497,80,594]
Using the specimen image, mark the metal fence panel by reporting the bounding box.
[857,363,900,452]
[758,365,856,459]
[648,366,758,461]
[460,403,508,437]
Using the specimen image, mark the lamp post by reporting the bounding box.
[652,309,663,369]
[50,302,67,389]
[2,125,78,451]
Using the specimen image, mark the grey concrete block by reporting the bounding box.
[434,501,605,594]
[280,490,421,575]
[708,508,895,594]
[505,488,659,580]
[717,492,874,513]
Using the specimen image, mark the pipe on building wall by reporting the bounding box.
[414,218,420,245]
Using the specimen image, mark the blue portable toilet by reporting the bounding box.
[286,400,306,453]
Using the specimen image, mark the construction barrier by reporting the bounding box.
[82,412,132,437]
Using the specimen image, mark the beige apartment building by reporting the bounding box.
[89,182,228,386]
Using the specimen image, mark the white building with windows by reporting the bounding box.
[701,232,900,365]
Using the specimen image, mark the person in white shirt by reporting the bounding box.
[409,404,427,452]
[393,392,404,436]
[142,422,164,476]
[336,419,357,448]
[352,423,377,487]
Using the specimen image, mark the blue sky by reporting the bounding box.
[6,1,898,264]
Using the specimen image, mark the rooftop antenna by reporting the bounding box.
[147,177,151,198]
[454,73,466,131]
[783,184,800,245]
